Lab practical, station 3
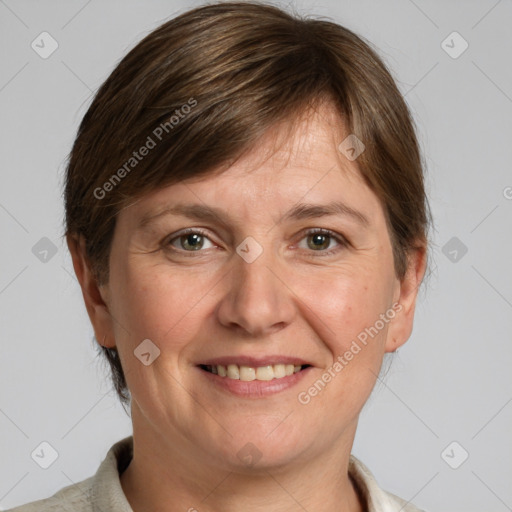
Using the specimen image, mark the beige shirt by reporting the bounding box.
[8,436,424,512]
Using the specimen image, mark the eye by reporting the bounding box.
[167,229,215,251]
[297,229,346,254]
[164,228,346,255]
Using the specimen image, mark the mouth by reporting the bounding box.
[198,363,312,381]
[195,356,314,397]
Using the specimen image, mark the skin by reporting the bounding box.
[69,101,426,512]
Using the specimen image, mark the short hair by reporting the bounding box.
[64,1,432,407]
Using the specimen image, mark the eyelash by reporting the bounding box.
[164,227,348,257]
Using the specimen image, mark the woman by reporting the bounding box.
[10,2,430,511]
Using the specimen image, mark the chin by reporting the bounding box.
[209,421,308,471]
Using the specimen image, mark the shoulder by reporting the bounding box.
[349,455,426,512]
[5,476,94,511]
[384,490,426,512]
[6,436,133,512]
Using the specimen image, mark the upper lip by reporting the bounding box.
[198,356,312,367]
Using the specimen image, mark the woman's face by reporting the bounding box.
[86,103,423,470]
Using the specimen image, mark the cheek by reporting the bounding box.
[293,263,397,414]
[295,277,388,416]
[110,261,208,349]
[298,267,392,354]
[108,263,213,403]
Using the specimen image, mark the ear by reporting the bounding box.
[385,244,427,353]
[66,233,116,349]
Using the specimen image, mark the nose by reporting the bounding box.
[215,248,296,337]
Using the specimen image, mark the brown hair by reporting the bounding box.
[64,1,432,407]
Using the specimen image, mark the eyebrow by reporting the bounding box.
[137,200,370,229]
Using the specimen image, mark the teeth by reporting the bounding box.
[273,364,286,378]
[227,364,239,379]
[239,366,256,381]
[205,363,306,381]
[255,365,274,381]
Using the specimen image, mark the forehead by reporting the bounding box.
[202,101,364,184]
[123,101,383,223]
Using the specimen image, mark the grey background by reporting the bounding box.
[1,0,511,510]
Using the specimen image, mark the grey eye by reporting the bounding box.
[306,233,332,250]
[170,232,214,251]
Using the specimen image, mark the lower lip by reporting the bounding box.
[197,366,313,398]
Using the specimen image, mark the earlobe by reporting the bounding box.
[66,233,116,349]
[98,333,115,348]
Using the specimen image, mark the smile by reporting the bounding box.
[199,363,311,381]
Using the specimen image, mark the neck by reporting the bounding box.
[120,406,364,512]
